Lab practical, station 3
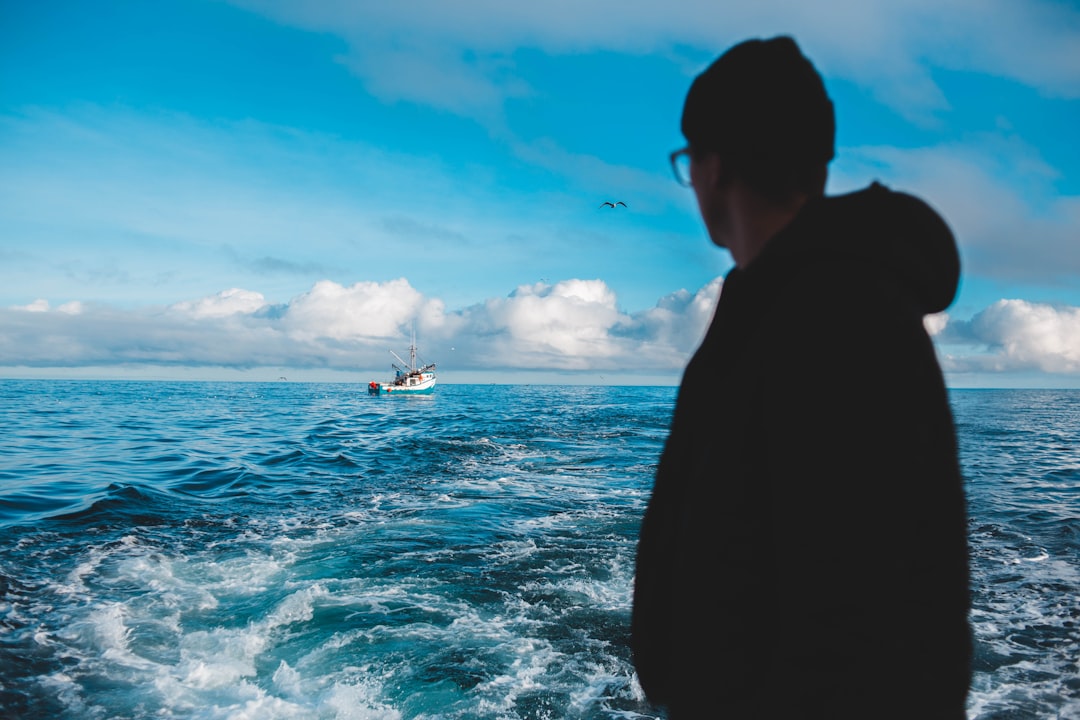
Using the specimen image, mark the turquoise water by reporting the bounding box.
[0,382,1077,719]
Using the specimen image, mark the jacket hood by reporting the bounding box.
[752,182,960,314]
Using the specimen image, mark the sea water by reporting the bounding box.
[0,381,1076,719]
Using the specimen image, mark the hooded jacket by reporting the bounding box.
[631,182,972,719]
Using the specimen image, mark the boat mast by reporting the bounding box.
[389,323,421,372]
[409,324,417,371]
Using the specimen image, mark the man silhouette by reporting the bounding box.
[631,35,972,719]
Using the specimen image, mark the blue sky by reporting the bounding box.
[2,0,1079,387]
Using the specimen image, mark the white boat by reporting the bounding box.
[367,335,436,395]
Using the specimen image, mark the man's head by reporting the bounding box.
[681,36,834,201]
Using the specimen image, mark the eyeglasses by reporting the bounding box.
[669,147,693,187]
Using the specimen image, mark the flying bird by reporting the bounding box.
[600,201,627,208]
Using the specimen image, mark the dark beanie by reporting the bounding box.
[681,36,835,169]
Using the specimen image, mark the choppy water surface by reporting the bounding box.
[952,390,1080,719]
[0,381,1077,719]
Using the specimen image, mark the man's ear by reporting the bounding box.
[697,152,729,189]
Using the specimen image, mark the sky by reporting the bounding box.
[2,0,1079,387]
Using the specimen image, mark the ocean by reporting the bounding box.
[0,381,1076,719]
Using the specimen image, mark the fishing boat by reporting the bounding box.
[367,335,436,395]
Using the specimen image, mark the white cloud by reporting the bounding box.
[282,279,430,342]
[628,278,721,353]
[446,277,718,372]
[171,289,268,319]
[945,299,1080,374]
[924,312,949,336]
[15,299,50,312]
[472,279,625,363]
[973,299,1080,372]
[56,302,84,315]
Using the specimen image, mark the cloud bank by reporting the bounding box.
[942,299,1080,375]
[0,278,716,381]
[4,279,1078,385]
